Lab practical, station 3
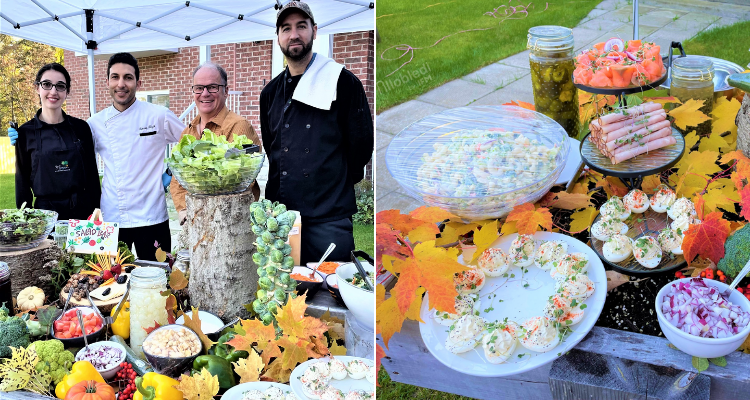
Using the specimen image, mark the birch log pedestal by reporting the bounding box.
[185,189,258,321]
[0,239,62,300]
[736,94,750,156]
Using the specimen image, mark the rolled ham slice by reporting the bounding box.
[595,102,663,125]
[610,136,676,164]
[590,109,667,136]
[589,113,668,146]
[604,119,672,151]
[597,126,673,158]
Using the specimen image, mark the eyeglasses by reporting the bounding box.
[191,84,225,94]
[37,81,67,92]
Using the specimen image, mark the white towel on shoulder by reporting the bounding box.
[292,53,344,111]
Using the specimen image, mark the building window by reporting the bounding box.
[136,90,170,108]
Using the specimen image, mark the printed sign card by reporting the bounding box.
[66,218,119,254]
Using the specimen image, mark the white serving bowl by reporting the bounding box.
[655,277,750,358]
[176,310,224,339]
[336,261,375,331]
[75,340,127,379]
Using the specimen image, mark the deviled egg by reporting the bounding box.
[550,253,589,281]
[478,248,511,277]
[482,320,520,364]
[602,233,633,263]
[557,274,595,301]
[534,240,568,271]
[445,314,486,354]
[633,236,662,268]
[671,215,700,236]
[657,228,683,255]
[328,358,348,380]
[302,379,328,400]
[624,189,649,213]
[321,387,346,400]
[509,234,536,267]
[519,316,560,353]
[242,390,265,400]
[600,196,631,221]
[591,217,628,242]
[344,391,365,400]
[667,197,697,220]
[559,297,585,326]
[301,363,331,386]
[286,393,300,400]
[543,294,572,323]
[650,184,676,213]
[346,360,369,379]
[454,268,486,295]
[434,293,479,326]
[265,387,286,400]
[366,365,375,384]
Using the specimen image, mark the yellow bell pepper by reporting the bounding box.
[111,301,130,338]
[55,361,105,399]
[133,372,183,400]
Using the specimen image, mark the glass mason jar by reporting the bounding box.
[0,262,12,313]
[129,267,168,358]
[528,25,579,138]
[670,56,715,137]
[172,250,190,276]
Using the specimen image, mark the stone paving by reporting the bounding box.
[375,0,750,214]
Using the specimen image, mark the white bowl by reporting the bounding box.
[75,340,127,379]
[175,310,223,335]
[655,278,750,358]
[336,262,375,331]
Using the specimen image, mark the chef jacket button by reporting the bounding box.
[305,148,309,153]
[284,123,289,128]
[306,124,310,129]
[283,147,288,152]
[304,173,309,178]
[282,171,287,176]
[287,78,292,83]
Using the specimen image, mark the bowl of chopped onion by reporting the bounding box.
[75,341,126,379]
[656,277,750,358]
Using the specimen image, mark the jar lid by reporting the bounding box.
[176,249,190,262]
[672,56,715,82]
[130,267,167,288]
[0,262,9,280]
[527,26,574,52]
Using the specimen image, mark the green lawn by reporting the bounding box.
[353,223,374,256]
[378,368,477,400]
[376,0,602,112]
[683,20,750,68]
[0,174,14,208]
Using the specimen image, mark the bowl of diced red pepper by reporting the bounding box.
[51,306,105,347]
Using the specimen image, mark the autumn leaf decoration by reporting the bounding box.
[176,368,220,400]
[226,294,329,383]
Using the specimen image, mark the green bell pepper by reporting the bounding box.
[208,332,250,363]
[192,355,236,389]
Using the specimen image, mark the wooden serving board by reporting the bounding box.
[58,288,123,314]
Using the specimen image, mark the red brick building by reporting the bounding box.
[63,30,375,180]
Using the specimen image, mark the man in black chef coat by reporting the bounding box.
[260,1,374,264]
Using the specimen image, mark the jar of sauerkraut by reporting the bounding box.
[670,56,715,137]
[129,267,168,358]
[528,25,579,138]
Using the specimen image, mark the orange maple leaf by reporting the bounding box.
[276,336,315,370]
[682,211,731,265]
[275,294,329,343]
[506,203,553,235]
[740,186,750,221]
[377,210,435,235]
[693,194,706,220]
[408,206,458,224]
[376,223,409,269]
[543,191,593,210]
[227,319,282,366]
[376,344,386,386]
[142,321,161,335]
[594,173,629,198]
[503,100,535,110]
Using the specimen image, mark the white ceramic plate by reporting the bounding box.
[290,356,375,399]
[419,232,606,377]
[555,137,582,185]
[221,382,294,400]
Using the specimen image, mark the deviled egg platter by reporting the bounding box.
[420,232,605,377]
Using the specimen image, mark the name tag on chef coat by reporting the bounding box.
[138,124,157,136]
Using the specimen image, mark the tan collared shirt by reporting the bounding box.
[170,106,262,212]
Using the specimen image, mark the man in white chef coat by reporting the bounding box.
[87,53,184,260]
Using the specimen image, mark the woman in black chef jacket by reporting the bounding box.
[15,63,101,220]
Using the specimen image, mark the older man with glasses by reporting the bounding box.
[170,62,262,225]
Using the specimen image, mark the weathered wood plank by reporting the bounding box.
[1,391,56,399]
[381,320,553,400]
[549,349,710,400]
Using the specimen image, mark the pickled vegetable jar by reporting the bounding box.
[670,56,714,137]
[528,26,579,137]
[129,267,168,358]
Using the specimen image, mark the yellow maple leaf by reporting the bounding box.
[569,206,598,233]
[262,358,292,383]
[643,96,682,106]
[320,310,345,343]
[407,225,439,243]
[684,130,699,151]
[500,220,518,235]
[176,368,220,400]
[182,307,216,351]
[675,150,721,178]
[569,182,589,195]
[641,174,662,194]
[698,134,728,153]
[330,341,347,356]
[703,184,739,214]
[405,287,426,322]
[233,351,264,383]
[435,221,479,246]
[668,99,711,130]
[467,220,500,264]
[712,96,741,136]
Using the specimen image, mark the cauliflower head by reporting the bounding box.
[29,339,75,384]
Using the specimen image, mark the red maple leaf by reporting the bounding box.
[376,223,409,269]
[143,321,161,334]
[375,344,386,386]
[682,211,731,265]
[502,100,535,111]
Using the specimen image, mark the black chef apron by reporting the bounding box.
[31,122,86,218]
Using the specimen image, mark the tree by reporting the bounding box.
[0,35,60,135]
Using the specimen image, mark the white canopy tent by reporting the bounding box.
[1,0,375,116]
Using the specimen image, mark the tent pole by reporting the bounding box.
[87,49,96,117]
